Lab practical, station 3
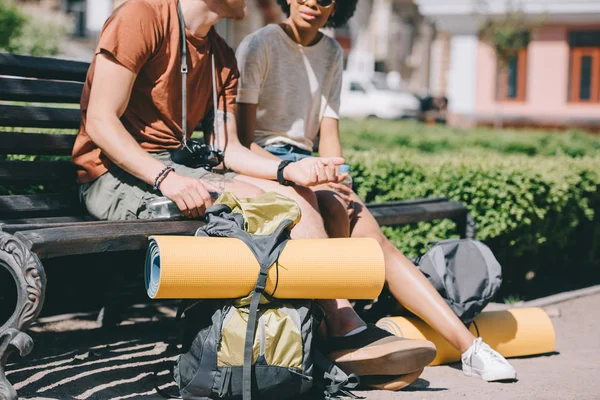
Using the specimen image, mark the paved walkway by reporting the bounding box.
[7,293,600,399]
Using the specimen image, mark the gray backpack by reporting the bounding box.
[173,298,360,400]
[415,239,502,325]
[170,203,360,400]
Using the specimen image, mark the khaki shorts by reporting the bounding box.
[80,152,233,220]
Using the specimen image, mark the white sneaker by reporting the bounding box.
[461,337,517,382]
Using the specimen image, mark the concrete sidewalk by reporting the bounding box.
[6,293,600,400]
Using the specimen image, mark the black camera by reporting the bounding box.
[170,138,224,170]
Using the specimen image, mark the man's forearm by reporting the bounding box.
[86,114,167,185]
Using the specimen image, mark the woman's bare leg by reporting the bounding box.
[312,188,351,238]
[316,190,475,352]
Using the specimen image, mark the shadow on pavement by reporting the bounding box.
[6,303,177,400]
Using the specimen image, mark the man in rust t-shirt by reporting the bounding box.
[73,0,345,220]
[72,0,430,380]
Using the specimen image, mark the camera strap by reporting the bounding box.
[176,0,221,151]
[177,0,189,148]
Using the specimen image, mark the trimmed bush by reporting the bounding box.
[0,3,69,56]
[346,149,600,299]
[0,1,25,50]
[340,119,600,158]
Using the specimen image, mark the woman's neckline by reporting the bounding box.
[276,23,325,49]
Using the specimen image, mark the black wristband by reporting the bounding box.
[277,160,295,186]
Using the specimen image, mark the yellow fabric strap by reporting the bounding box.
[216,191,302,235]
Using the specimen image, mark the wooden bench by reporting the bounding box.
[0,52,473,400]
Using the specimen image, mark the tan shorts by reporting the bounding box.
[79,152,233,220]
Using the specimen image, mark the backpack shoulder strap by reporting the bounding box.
[242,263,271,400]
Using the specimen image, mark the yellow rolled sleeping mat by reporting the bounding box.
[146,236,385,300]
[377,308,555,365]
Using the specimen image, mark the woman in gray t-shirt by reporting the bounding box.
[236,0,516,387]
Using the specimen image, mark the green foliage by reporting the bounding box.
[477,0,542,69]
[340,119,600,158]
[0,0,25,49]
[0,2,68,56]
[346,149,600,299]
[503,294,523,305]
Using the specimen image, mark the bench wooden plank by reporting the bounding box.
[16,220,204,259]
[14,199,470,259]
[367,197,450,208]
[0,105,204,131]
[0,52,88,82]
[1,202,470,232]
[2,217,182,233]
[367,200,468,227]
[0,193,82,219]
[0,132,76,155]
[0,105,81,129]
[0,216,91,229]
[0,161,76,184]
[0,78,83,103]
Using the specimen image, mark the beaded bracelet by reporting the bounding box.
[153,166,174,192]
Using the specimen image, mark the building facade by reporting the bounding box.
[416,0,600,129]
[346,0,435,95]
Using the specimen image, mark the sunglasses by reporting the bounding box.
[296,0,335,8]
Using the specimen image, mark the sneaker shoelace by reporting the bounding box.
[472,338,509,365]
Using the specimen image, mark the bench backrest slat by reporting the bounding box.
[0,53,88,82]
[0,132,76,155]
[368,201,467,226]
[0,193,82,219]
[0,78,84,103]
[0,160,76,184]
[0,105,81,129]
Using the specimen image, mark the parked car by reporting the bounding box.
[339,72,422,120]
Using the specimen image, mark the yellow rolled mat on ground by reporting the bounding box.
[377,308,555,366]
[146,236,385,300]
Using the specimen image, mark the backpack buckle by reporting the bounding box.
[254,269,269,293]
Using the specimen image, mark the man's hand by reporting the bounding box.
[283,157,348,187]
[158,172,214,218]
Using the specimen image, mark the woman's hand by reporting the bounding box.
[326,182,354,205]
[327,182,357,221]
[283,157,348,187]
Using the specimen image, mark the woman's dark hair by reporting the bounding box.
[276,0,359,28]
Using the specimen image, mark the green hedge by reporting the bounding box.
[340,119,600,158]
[347,149,600,299]
[0,2,68,56]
